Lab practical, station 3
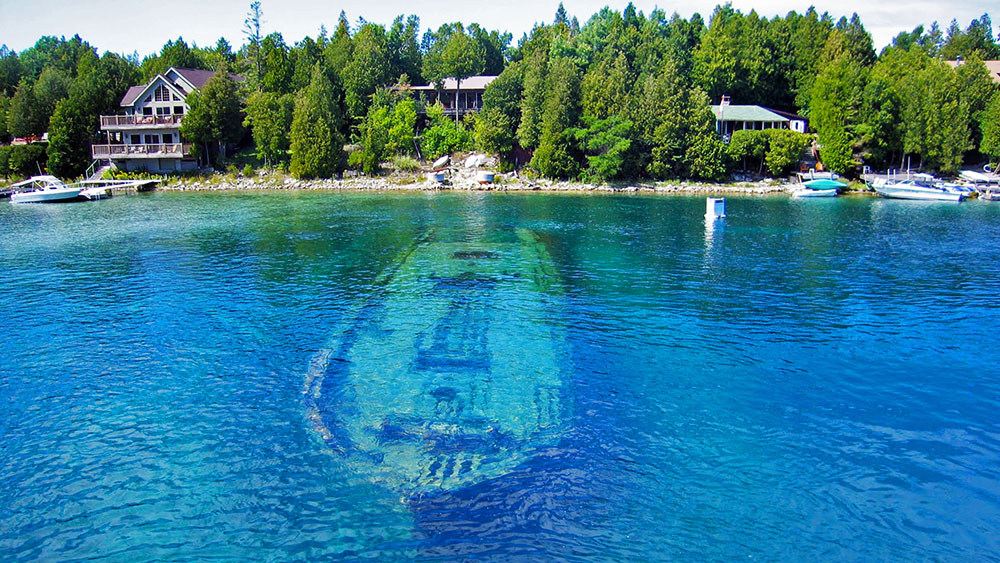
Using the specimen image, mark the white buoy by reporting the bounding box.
[706,197,726,218]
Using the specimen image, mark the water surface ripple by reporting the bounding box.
[1,192,999,560]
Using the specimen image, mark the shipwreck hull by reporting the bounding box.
[305,228,568,495]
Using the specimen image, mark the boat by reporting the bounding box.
[871,178,964,201]
[791,178,845,198]
[9,175,83,203]
[304,228,568,495]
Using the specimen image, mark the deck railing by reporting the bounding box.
[92,143,192,158]
[100,115,183,128]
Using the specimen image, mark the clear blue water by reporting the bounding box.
[1,191,999,561]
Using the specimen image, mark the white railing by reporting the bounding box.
[92,143,192,158]
[100,115,183,128]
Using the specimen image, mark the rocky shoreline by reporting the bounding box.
[157,172,793,196]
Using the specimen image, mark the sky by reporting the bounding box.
[0,0,996,58]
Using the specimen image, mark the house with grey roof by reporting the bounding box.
[92,67,239,173]
[406,75,497,117]
[711,100,808,142]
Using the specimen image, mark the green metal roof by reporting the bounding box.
[711,105,787,122]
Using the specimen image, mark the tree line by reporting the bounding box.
[0,3,998,181]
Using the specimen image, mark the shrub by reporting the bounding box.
[763,130,813,177]
[420,102,472,160]
[391,155,421,172]
[8,144,47,178]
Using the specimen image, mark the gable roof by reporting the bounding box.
[172,68,217,90]
[410,75,498,91]
[119,67,245,107]
[946,60,1000,84]
[711,105,790,122]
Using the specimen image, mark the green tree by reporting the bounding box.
[517,50,548,150]
[581,51,630,120]
[808,34,868,174]
[140,37,206,79]
[342,23,392,120]
[423,24,486,123]
[290,36,322,91]
[33,67,72,130]
[260,33,292,94]
[474,106,515,154]
[180,66,244,165]
[683,91,728,181]
[325,11,353,76]
[388,15,423,83]
[981,94,1000,167]
[290,65,346,178]
[244,1,265,90]
[570,115,634,181]
[0,45,22,96]
[419,102,472,160]
[727,129,768,173]
[763,129,812,176]
[244,91,294,165]
[530,57,582,179]
[47,52,140,177]
[8,79,41,137]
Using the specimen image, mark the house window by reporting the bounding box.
[173,94,180,101]
[156,107,170,115]
[174,106,184,115]
[131,134,141,144]
[143,107,153,116]
[162,133,173,144]
[154,85,170,102]
[144,134,160,145]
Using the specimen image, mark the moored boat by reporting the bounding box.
[872,179,964,201]
[9,175,83,203]
[791,178,846,198]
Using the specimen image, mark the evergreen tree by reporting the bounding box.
[808,33,869,174]
[423,24,486,123]
[342,23,391,120]
[260,33,292,94]
[0,45,21,96]
[8,79,41,136]
[517,50,548,150]
[530,56,582,179]
[244,1,265,90]
[388,15,423,84]
[325,11,353,76]
[244,91,294,165]
[180,65,244,165]
[290,65,345,178]
[981,94,1000,167]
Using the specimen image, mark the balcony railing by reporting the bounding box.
[100,115,183,128]
[92,143,193,158]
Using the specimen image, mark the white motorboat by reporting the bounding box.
[9,175,83,203]
[791,178,845,198]
[871,179,964,202]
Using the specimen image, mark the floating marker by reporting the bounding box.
[706,197,726,218]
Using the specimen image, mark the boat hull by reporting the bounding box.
[792,188,837,198]
[10,188,83,203]
[874,186,963,201]
[305,228,568,495]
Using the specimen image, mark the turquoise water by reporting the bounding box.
[1,191,999,560]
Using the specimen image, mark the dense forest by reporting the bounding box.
[1,3,999,181]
